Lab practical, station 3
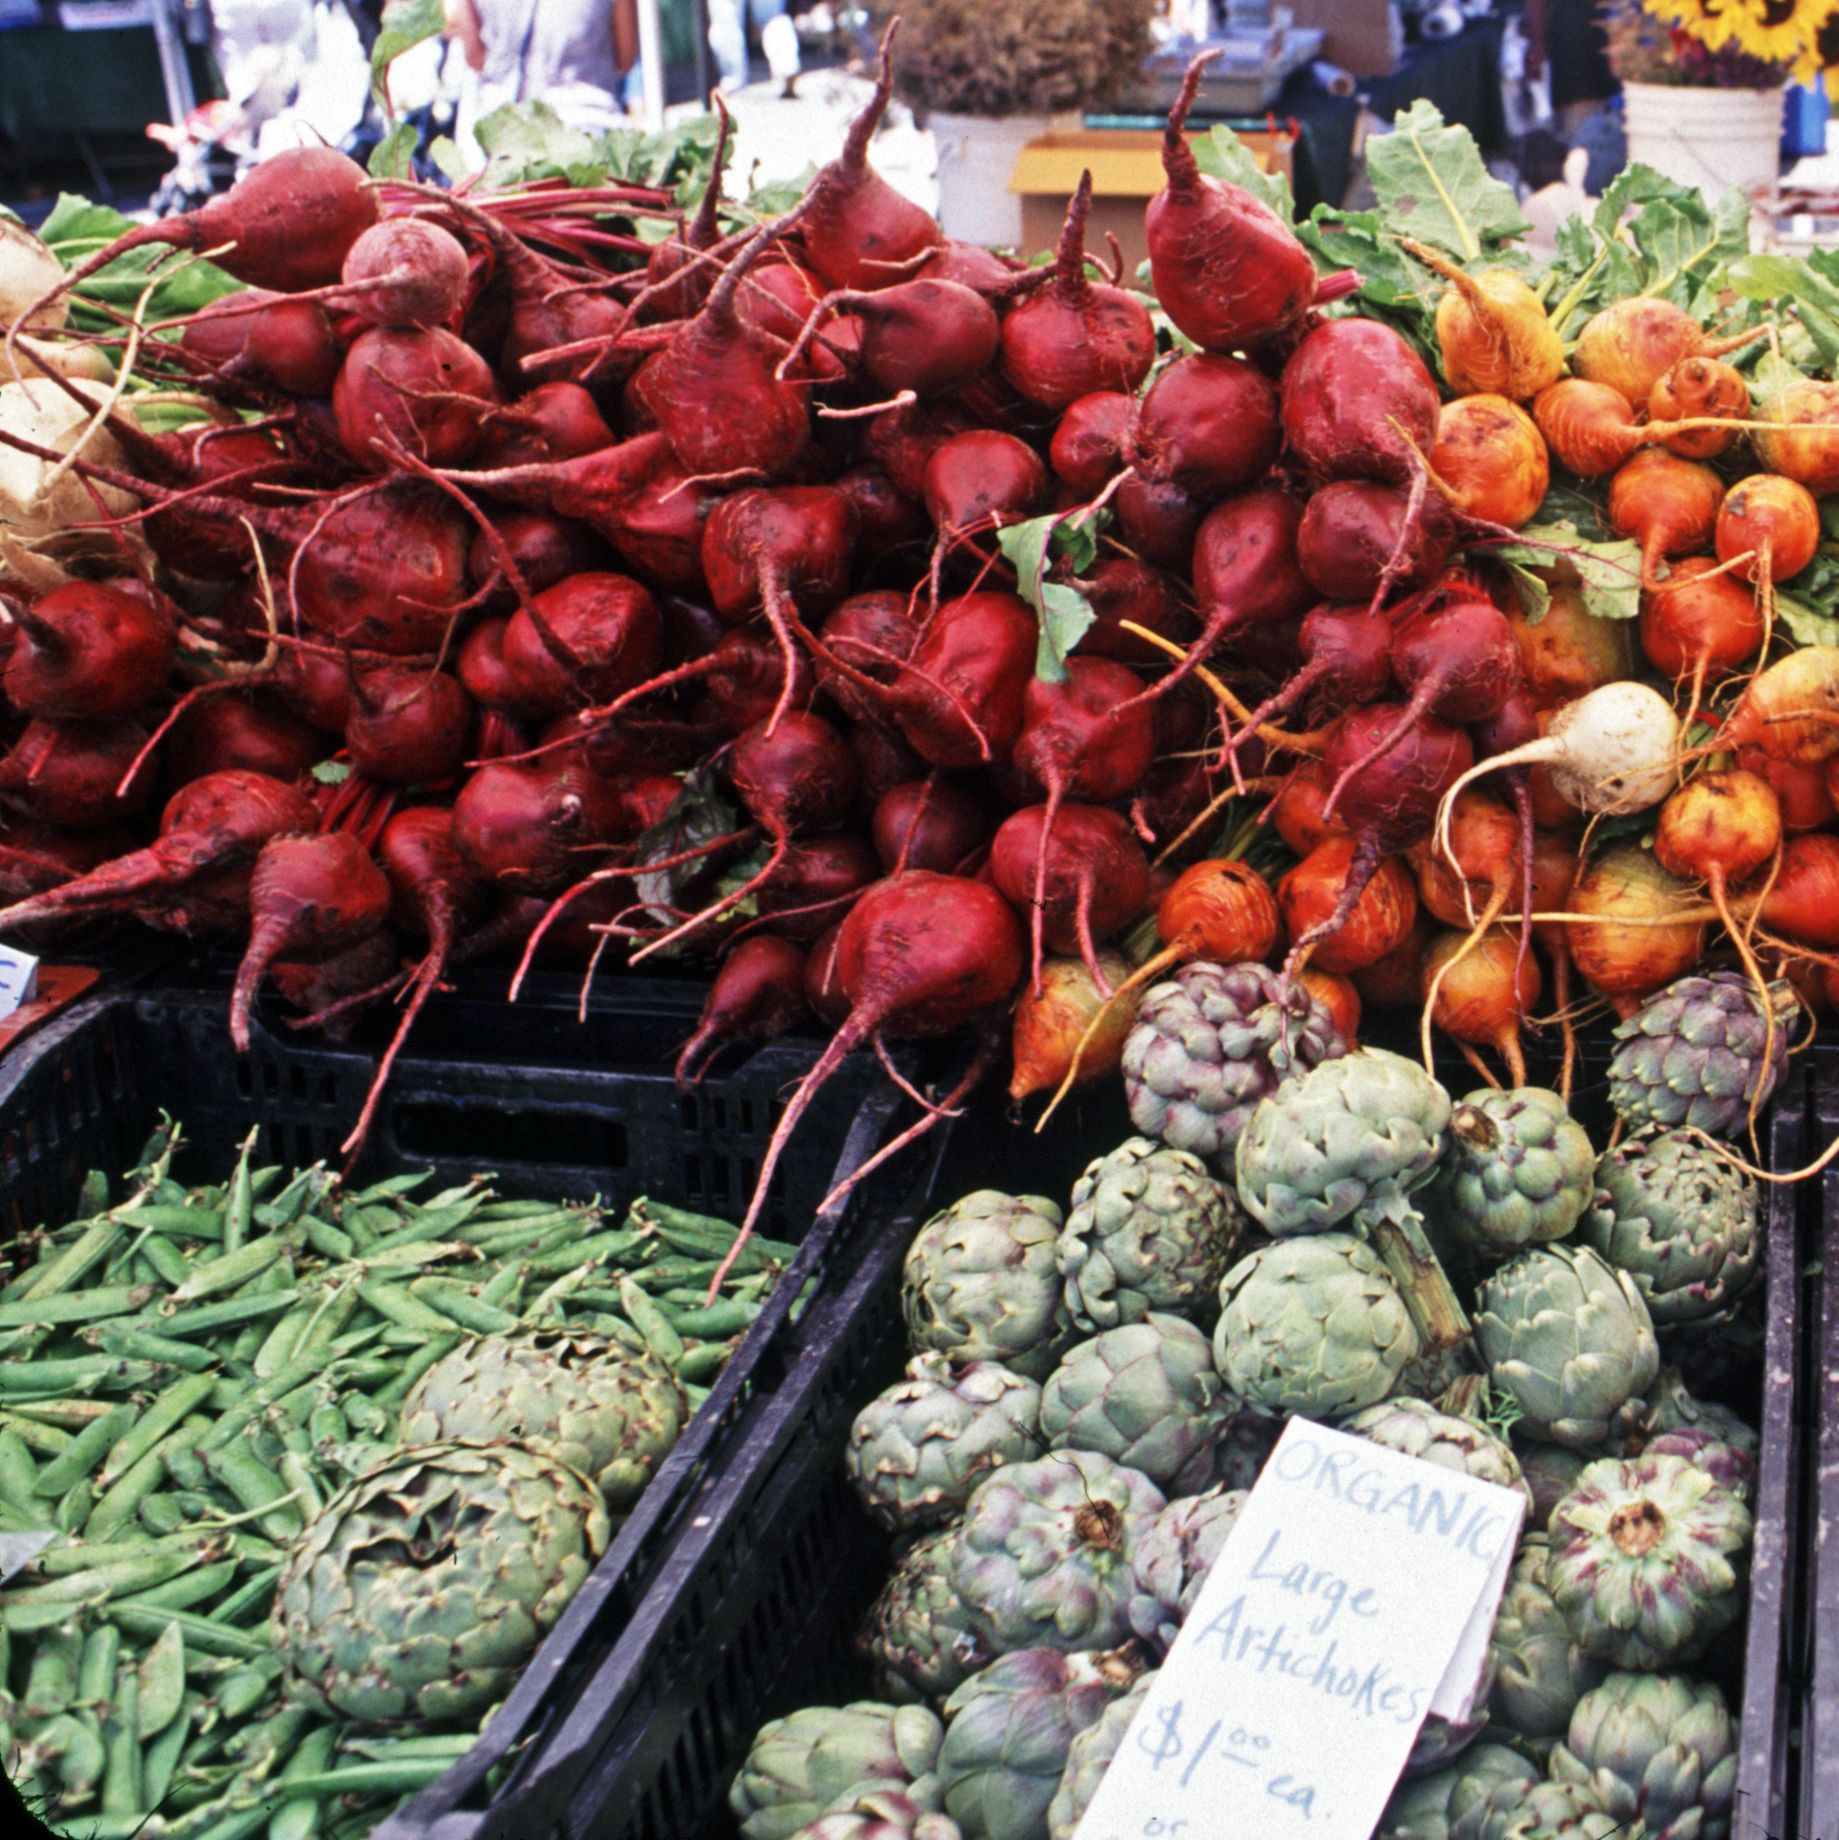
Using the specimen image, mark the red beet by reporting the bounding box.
[675,935,810,1086]
[1133,352,1281,497]
[1050,392,1134,497]
[3,582,175,720]
[499,572,664,715]
[332,326,499,467]
[1296,481,1454,604]
[1281,319,1442,486]
[989,802,1152,982]
[344,668,472,784]
[872,778,993,873]
[178,289,341,397]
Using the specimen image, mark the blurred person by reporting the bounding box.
[1524,0,1618,138]
[443,0,642,131]
[709,0,803,95]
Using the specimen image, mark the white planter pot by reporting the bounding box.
[1622,81,1783,205]
[931,109,1078,248]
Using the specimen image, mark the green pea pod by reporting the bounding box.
[289,1284,361,1363]
[618,1278,685,1365]
[521,1227,650,1279]
[78,1169,110,1217]
[276,1451,322,1524]
[22,1621,84,1716]
[340,1393,390,1438]
[212,1561,284,1628]
[0,1283,158,1330]
[265,1723,337,1840]
[352,1278,453,1335]
[89,1418,212,1544]
[56,1478,93,1534]
[57,1708,108,1796]
[0,1425,38,1497]
[33,1404,137,1499]
[117,1558,241,1614]
[476,1260,525,1307]
[95,1374,217,1494]
[143,1691,195,1808]
[133,1232,194,1288]
[154,1290,302,1341]
[11,1397,123,1431]
[673,1339,735,1385]
[137,1493,188,1535]
[117,1204,225,1241]
[76,1621,121,1706]
[8,1545,212,1605]
[100,1668,142,1815]
[0,1355,158,1397]
[222,1128,258,1256]
[348,1171,433,1205]
[251,1301,318,1382]
[339,1732,479,1760]
[211,1664,281,1724]
[635,1199,795,1267]
[408,1277,518,1335]
[21,1219,125,1303]
[85,1324,217,1373]
[218,1670,295,1736]
[168,1232,300,1307]
[165,1443,210,1491]
[661,1298,760,1340]
[301,1216,354,1262]
[197,1446,303,1544]
[135,1619,187,1739]
[250,1757,455,1798]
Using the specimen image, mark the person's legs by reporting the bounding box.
[753,0,801,86]
[708,0,749,90]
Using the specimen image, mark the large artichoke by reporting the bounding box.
[846,1356,1043,1534]
[1057,1136,1243,1331]
[1045,1671,1157,1840]
[1378,1742,1541,1839]
[1431,1087,1596,1255]
[1645,1368,1759,1467]
[950,1450,1163,1655]
[1124,1484,1246,1651]
[1547,1453,1752,1671]
[1235,1048,1452,1234]
[936,1647,1141,1840]
[273,1442,609,1726]
[1643,1427,1756,1503]
[1580,1132,1760,1325]
[903,1192,1071,1380]
[397,1330,685,1512]
[1040,1314,1235,1494]
[1474,1245,1659,1450]
[732,1704,945,1840]
[860,1529,994,1706]
[1214,1232,1420,1418]
[1607,971,1797,1138]
[1341,1396,1533,1510]
[789,1790,963,1840]
[1550,1671,1738,1840]
[1447,1778,1624,1839]
[1486,1536,1607,1743]
[1122,960,1346,1168]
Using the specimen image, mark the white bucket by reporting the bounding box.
[930,110,1068,247]
[1622,80,1783,205]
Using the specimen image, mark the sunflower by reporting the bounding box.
[1809,4,1839,88]
[1645,0,1824,61]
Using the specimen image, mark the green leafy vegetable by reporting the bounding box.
[997,512,1104,683]
[368,121,420,183]
[37,195,241,328]
[1364,100,1529,262]
[1195,127,1294,220]
[1495,523,1644,624]
[370,0,445,111]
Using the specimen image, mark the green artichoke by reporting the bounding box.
[273,1442,609,1726]
[1058,1136,1243,1331]
[937,1646,1141,1840]
[1446,1778,1624,1840]
[1378,1742,1541,1839]
[1547,1453,1752,1671]
[1122,960,1346,1168]
[1486,1535,1607,1744]
[1431,1087,1595,1255]
[903,1192,1071,1380]
[1607,971,1797,1138]
[950,1450,1163,1655]
[1040,1314,1235,1494]
[1341,1397,1533,1511]
[1474,1245,1659,1450]
[1214,1232,1420,1418]
[731,1703,945,1840]
[860,1529,993,1706]
[846,1356,1043,1534]
[1580,1132,1760,1326]
[1550,1671,1737,1840]
[1235,1048,1452,1235]
[1125,1484,1246,1651]
[1045,1671,1156,1840]
[788,1789,963,1840]
[397,1329,686,1512]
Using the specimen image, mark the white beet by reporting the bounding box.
[1436,680,1680,867]
[0,221,68,334]
[0,377,136,542]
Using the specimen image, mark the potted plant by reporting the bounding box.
[1603,0,1807,202]
[877,0,1157,246]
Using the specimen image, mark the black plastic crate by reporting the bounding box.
[427,1029,1805,1840]
[0,976,940,1840]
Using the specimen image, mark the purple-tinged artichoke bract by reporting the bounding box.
[859,1528,994,1706]
[788,1789,963,1840]
[1121,960,1346,1172]
[1377,1741,1540,1840]
[1123,1483,1246,1652]
[1044,1671,1157,1840]
[1486,1535,1608,1745]
[730,1703,946,1840]
[1546,1453,1752,1672]
[1341,1396,1533,1512]
[1430,1086,1595,1255]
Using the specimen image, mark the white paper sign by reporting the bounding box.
[1073,1417,1526,1840]
[0,944,39,1018]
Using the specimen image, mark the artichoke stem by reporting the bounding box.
[1365,1194,1472,1355]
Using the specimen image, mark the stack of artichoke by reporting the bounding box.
[735,1023,1765,1840]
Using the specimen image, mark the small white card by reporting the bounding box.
[0,944,39,1018]
[1073,1417,1526,1840]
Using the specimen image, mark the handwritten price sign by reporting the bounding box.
[1074,1417,1525,1840]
